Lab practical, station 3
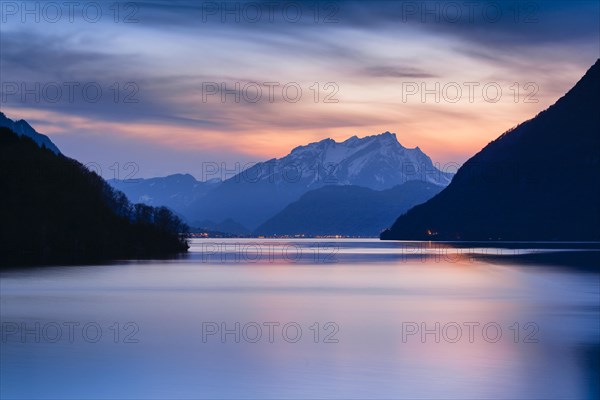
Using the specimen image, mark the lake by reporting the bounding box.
[1,239,599,399]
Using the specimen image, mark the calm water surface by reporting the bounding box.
[1,239,599,399]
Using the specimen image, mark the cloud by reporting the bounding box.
[1,0,597,177]
[361,65,437,79]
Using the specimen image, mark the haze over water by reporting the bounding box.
[1,239,598,399]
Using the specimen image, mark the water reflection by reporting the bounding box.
[1,240,599,399]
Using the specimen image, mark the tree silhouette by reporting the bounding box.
[0,127,189,266]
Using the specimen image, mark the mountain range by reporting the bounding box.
[381,58,600,241]
[0,126,188,266]
[0,112,61,155]
[1,108,451,237]
[255,181,444,237]
[179,132,452,231]
[108,132,452,232]
[4,59,597,242]
[108,174,220,216]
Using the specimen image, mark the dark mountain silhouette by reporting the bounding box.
[0,127,189,266]
[185,132,453,230]
[108,174,220,212]
[108,174,246,233]
[256,181,443,237]
[108,175,251,235]
[381,59,600,241]
[0,112,61,154]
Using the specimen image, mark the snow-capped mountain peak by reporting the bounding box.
[232,132,453,190]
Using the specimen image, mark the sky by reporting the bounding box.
[1,0,599,180]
